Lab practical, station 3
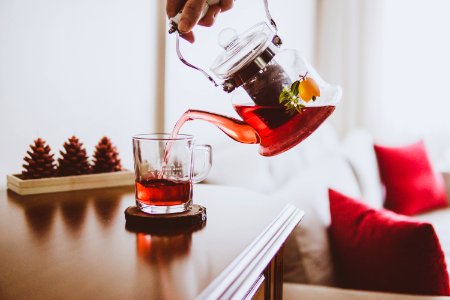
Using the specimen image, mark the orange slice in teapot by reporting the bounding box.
[299,76,320,102]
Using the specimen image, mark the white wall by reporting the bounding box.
[0,0,161,187]
[164,0,317,148]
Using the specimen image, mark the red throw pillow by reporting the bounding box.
[329,189,450,295]
[374,140,447,215]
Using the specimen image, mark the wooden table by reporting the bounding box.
[0,184,303,300]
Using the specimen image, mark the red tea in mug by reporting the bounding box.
[135,179,192,207]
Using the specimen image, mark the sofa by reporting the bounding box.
[204,122,450,299]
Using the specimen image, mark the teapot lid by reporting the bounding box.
[210,22,281,92]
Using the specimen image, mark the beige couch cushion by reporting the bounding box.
[273,150,360,286]
[205,143,276,193]
[341,129,384,209]
[283,283,450,300]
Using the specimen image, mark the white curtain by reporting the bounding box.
[315,0,450,166]
[314,0,385,138]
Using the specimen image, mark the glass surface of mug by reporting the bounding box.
[132,134,212,214]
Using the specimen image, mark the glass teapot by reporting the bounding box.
[169,0,341,156]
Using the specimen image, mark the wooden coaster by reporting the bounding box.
[125,204,207,235]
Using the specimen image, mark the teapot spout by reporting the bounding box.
[174,110,260,144]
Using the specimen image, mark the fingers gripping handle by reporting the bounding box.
[169,0,221,34]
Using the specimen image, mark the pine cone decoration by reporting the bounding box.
[57,136,91,176]
[92,136,122,173]
[22,138,57,179]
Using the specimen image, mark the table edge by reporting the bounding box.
[196,203,304,300]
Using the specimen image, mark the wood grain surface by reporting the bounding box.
[0,184,301,300]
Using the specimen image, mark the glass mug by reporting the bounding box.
[132,134,212,214]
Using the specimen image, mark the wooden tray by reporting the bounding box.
[7,170,134,195]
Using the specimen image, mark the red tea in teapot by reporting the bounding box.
[234,104,335,156]
[168,102,335,157]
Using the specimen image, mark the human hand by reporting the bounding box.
[167,0,234,43]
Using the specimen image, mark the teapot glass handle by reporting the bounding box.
[175,33,220,87]
[172,0,279,91]
[263,0,278,32]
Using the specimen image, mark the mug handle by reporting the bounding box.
[193,144,212,183]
